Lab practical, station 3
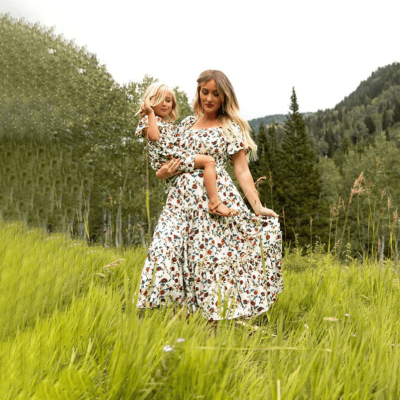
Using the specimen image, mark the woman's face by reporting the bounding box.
[199,79,222,115]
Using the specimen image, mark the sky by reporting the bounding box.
[1,0,399,120]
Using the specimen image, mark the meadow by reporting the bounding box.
[1,221,399,399]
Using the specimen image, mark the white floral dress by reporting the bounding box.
[137,116,283,321]
[135,115,195,172]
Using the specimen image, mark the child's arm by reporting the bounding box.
[141,98,160,142]
[193,154,214,170]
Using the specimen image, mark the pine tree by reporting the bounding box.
[278,88,323,247]
[249,122,281,210]
[393,101,400,124]
[364,116,376,135]
[382,107,389,131]
[252,122,268,178]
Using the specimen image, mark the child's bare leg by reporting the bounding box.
[194,155,237,216]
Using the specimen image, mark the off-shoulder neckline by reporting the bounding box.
[184,116,222,130]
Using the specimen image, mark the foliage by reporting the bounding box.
[250,89,325,249]
[250,65,400,257]
[1,14,400,259]
[249,112,315,133]
[0,15,192,247]
[306,62,400,158]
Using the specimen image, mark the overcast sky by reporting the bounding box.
[1,0,399,119]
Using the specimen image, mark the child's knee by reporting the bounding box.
[204,156,215,167]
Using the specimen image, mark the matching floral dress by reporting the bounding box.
[136,116,283,321]
[135,115,195,173]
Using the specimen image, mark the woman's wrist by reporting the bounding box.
[252,203,263,214]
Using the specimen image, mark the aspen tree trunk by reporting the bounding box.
[379,235,385,266]
[85,188,91,243]
[119,203,123,247]
[50,186,54,216]
[115,204,121,248]
[101,205,107,246]
[58,189,62,210]
[127,189,132,245]
[78,187,84,240]
[107,209,112,248]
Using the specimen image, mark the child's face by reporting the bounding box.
[153,92,174,120]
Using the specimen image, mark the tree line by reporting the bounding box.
[1,14,399,259]
[0,14,191,247]
[250,63,400,259]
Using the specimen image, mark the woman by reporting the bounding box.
[137,70,283,321]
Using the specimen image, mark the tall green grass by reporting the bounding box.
[1,221,400,399]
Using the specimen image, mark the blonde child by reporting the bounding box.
[136,83,237,217]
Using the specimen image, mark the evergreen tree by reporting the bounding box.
[382,107,389,131]
[364,116,376,135]
[249,122,280,210]
[252,122,268,178]
[393,100,400,124]
[278,88,323,247]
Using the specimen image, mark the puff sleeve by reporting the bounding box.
[226,122,246,157]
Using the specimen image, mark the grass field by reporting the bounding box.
[1,221,399,399]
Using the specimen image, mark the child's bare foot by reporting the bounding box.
[208,200,239,217]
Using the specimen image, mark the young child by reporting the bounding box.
[136,83,237,217]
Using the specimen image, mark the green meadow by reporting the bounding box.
[1,221,399,399]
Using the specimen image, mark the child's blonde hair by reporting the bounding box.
[139,83,178,121]
[193,70,257,160]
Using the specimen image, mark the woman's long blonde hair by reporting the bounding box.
[139,83,178,121]
[193,70,257,160]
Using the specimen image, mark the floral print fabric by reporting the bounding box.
[135,115,195,172]
[137,116,283,321]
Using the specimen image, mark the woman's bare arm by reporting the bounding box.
[231,150,278,217]
[155,158,183,180]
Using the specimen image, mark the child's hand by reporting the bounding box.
[141,98,154,116]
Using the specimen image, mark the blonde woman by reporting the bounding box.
[137,71,283,321]
[136,83,238,217]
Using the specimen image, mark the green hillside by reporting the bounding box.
[305,62,400,158]
[248,114,287,132]
[250,64,400,253]
[249,113,315,133]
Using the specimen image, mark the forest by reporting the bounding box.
[1,14,399,260]
[2,13,400,399]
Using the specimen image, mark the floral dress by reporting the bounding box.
[135,115,195,172]
[137,116,283,321]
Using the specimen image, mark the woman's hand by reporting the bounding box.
[156,158,183,180]
[253,205,279,218]
[231,150,279,218]
[141,98,154,116]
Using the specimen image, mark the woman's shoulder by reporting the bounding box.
[229,120,243,134]
[179,115,198,129]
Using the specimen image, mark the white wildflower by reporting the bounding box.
[324,317,338,322]
[163,345,173,352]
